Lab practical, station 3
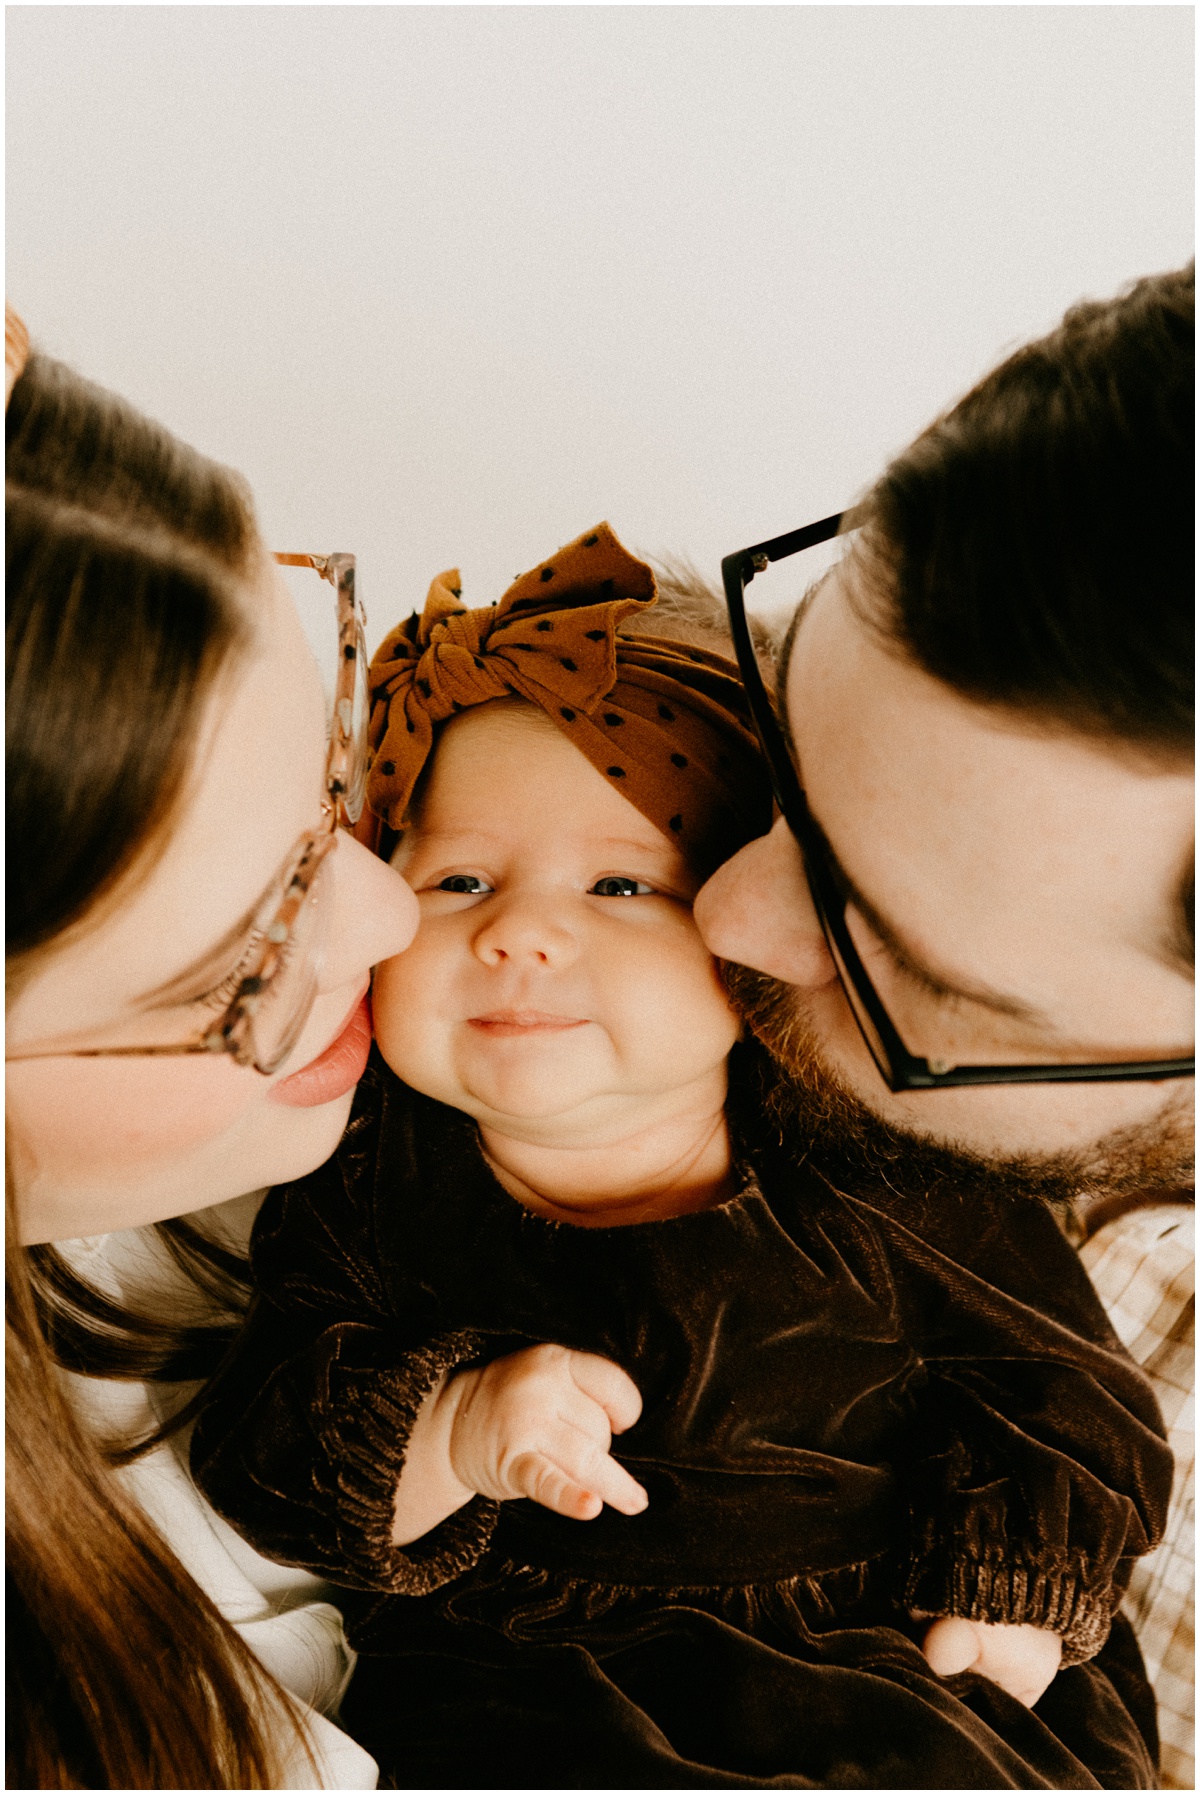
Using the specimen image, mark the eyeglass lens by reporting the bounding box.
[245,851,333,1075]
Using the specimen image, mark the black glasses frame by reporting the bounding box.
[721,511,1196,1093]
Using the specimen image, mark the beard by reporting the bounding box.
[722,961,1194,1225]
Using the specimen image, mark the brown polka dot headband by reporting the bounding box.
[365,522,772,868]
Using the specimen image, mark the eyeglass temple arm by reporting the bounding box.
[720,502,868,802]
[274,552,337,586]
[729,505,871,587]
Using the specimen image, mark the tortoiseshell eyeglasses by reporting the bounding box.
[9,553,369,1077]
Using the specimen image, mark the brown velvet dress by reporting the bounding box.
[192,1052,1171,1789]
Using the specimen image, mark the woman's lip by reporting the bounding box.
[270,988,373,1108]
[467,1011,588,1037]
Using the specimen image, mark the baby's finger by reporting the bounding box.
[508,1451,602,1520]
[540,1415,648,1511]
[512,1427,648,1519]
[565,1351,643,1434]
[584,1450,648,1517]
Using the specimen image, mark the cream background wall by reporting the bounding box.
[6,5,1194,649]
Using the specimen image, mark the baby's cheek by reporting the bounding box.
[618,934,739,1069]
[372,953,436,1080]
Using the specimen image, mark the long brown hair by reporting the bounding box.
[6,348,299,1787]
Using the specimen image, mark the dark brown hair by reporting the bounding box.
[859,263,1193,756]
[6,350,296,1787]
[858,264,1193,968]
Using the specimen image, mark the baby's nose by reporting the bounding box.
[472,897,580,969]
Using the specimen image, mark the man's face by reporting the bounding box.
[694,560,1194,1171]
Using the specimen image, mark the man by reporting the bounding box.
[696,261,1193,1775]
[698,262,1192,1197]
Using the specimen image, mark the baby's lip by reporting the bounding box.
[467,1010,589,1032]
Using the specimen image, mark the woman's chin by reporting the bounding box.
[194,1083,361,1214]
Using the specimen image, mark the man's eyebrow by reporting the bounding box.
[804,805,1050,1027]
[132,883,274,1012]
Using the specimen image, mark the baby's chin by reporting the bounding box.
[381,1054,637,1141]
[442,1074,613,1130]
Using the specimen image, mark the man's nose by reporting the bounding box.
[693,817,838,989]
[472,892,581,971]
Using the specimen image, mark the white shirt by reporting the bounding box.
[61,1197,379,1792]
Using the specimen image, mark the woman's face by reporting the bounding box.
[7,560,419,1244]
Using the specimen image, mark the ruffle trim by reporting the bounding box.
[904,1552,1115,1665]
[328,1329,501,1595]
[432,1551,896,1649]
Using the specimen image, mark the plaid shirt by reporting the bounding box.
[1080,1204,1194,1791]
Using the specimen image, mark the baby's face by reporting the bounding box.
[372,703,740,1138]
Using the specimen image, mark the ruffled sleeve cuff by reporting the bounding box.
[903,1552,1118,1665]
[324,1330,500,1596]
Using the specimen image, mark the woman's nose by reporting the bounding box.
[693,816,838,989]
[320,831,420,990]
[471,893,580,971]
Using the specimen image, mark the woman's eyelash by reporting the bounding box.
[189,931,268,1012]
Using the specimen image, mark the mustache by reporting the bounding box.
[721,960,1195,1215]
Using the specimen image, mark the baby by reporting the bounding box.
[194,526,1169,1791]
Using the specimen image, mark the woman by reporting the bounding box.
[5,305,419,1787]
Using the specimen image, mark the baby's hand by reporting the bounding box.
[446,1343,648,1521]
[920,1615,1063,1707]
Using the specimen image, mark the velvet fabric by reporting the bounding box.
[193,1052,1171,1789]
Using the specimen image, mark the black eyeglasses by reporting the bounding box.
[721,511,1196,1093]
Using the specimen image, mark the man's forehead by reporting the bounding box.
[782,555,876,678]
[782,557,1195,794]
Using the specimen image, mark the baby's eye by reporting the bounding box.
[590,876,655,898]
[434,873,493,895]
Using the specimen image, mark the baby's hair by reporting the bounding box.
[635,558,782,668]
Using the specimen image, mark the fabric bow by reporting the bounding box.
[367,523,655,829]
